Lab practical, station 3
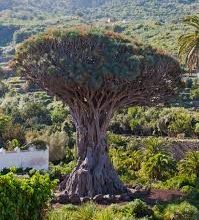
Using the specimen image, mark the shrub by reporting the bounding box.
[0,113,25,147]
[110,147,141,184]
[178,151,199,179]
[108,133,129,148]
[155,175,197,190]
[21,102,52,126]
[143,137,166,157]
[111,199,154,218]
[2,123,25,148]
[163,202,199,220]
[0,172,56,220]
[139,153,176,181]
[167,109,193,137]
[49,161,76,180]
[191,88,199,100]
[50,102,69,124]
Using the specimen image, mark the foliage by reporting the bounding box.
[0,0,197,25]
[0,112,25,148]
[178,15,199,70]
[50,102,69,124]
[154,175,197,190]
[161,201,199,220]
[111,107,199,138]
[16,26,181,105]
[139,153,176,182]
[0,172,56,220]
[143,137,166,157]
[178,151,199,178]
[48,161,76,180]
[48,200,154,220]
[191,88,199,100]
[167,109,193,136]
[40,130,69,162]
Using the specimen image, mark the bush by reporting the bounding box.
[167,109,193,137]
[0,113,25,148]
[191,88,199,100]
[21,102,52,126]
[49,161,76,180]
[178,151,199,179]
[155,175,197,190]
[139,153,176,181]
[110,199,154,218]
[108,133,129,148]
[0,172,56,220]
[163,202,199,220]
[50,102,69,124]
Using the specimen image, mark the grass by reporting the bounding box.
[47,199,199,220]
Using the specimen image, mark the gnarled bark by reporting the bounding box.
[62,106,127,197]
[65,139,126,197]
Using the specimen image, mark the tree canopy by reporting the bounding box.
[16,27,182,108]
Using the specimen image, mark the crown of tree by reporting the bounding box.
[16,27,182,107]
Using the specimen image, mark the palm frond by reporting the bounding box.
[178,15,199,70]
[184,15,199,30]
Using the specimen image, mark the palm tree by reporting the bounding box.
[179,15,199,71]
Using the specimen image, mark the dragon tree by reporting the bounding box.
[15,27,182,197]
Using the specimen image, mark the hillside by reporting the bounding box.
[0,0,198,23]
[0,0,198,56]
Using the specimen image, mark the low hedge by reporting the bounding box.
[0,172,56,220]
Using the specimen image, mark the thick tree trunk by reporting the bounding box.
[61,109,127,197]
[65,142,126,197]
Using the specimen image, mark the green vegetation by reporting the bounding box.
[0,0,198,24]
[0,172,56,220]
[48,200,199,220]
[179,15,199,70]
[0,0,198,57]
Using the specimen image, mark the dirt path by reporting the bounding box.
[141,189,184,205]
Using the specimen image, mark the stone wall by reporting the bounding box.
[168,139,199,161]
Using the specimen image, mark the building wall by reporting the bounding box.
[0,148,49,170]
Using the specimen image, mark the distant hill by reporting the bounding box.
[0,0,198,23]
[0,0,198,56]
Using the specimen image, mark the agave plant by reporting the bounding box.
[179,15,199,71]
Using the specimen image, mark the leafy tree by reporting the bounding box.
[16,27,181,197]
[179,15,199,70]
